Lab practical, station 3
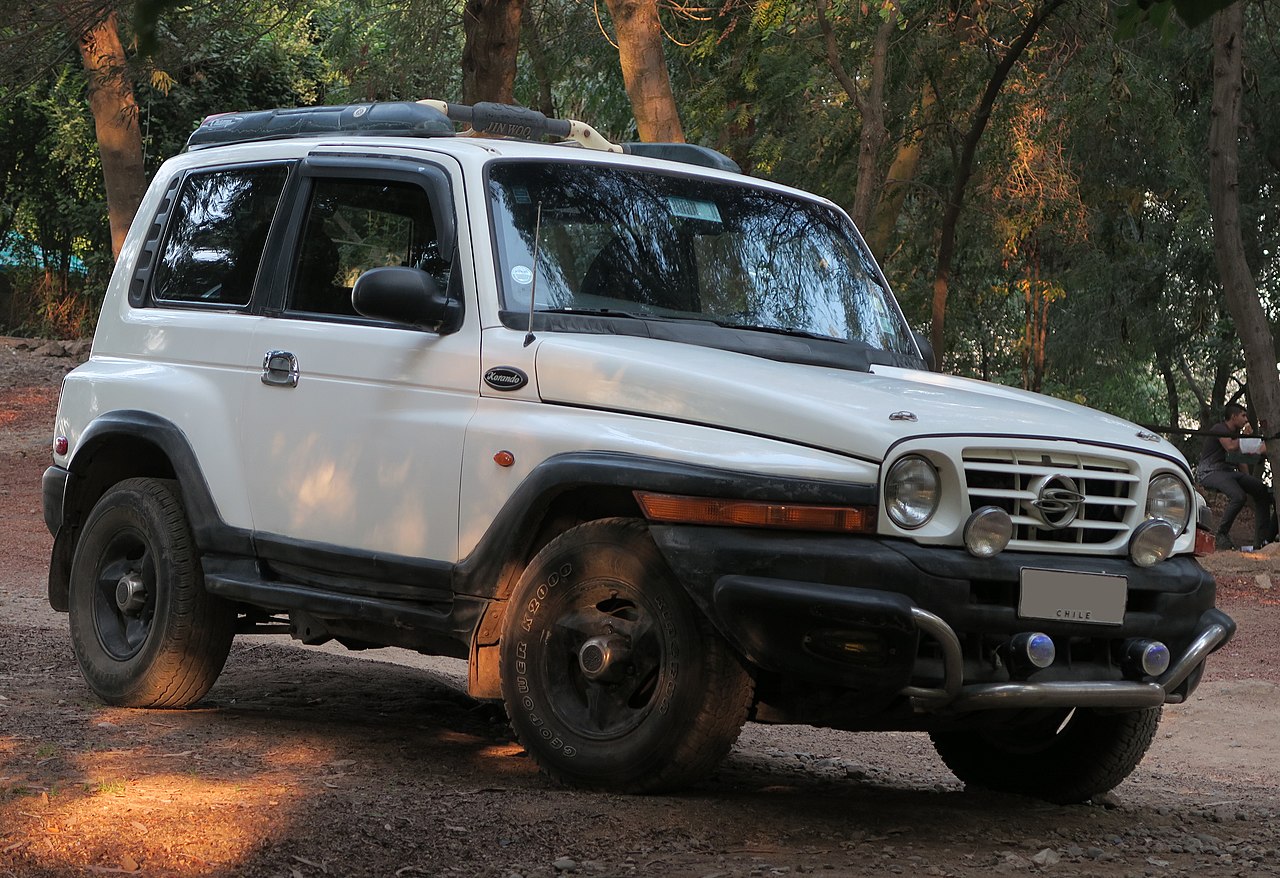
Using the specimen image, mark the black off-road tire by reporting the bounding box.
[930,706,1162,804]
[68,477,235,708]
[500,518,753,793]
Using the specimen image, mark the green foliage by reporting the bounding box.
[0,70,110,337]
[306,0,462,103]
[1114,0,1239,39]
[513,0,633,140]
[139,3,335,164]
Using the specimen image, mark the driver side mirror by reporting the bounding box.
[352,266,461,333]
[913,331,937,372]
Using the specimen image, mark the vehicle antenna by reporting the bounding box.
[524,202,543,348]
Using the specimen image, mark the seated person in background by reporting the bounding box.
[1197,402,1275,550]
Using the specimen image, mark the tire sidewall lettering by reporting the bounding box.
[652,594,680,715]
[515,562,575,756]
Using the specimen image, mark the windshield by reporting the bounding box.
[487,161,916,355]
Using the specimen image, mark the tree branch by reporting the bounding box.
[815,0,865,116]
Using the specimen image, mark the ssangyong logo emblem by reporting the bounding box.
[1030,474,1085,529]
[484,366,528,391]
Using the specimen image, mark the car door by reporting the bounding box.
[239,154,479,572]
[110,160,293,533]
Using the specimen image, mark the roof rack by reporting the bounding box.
[418,100,620,154]
[186,102,453,150]
[184,98,741,172]
[419,100,740,173]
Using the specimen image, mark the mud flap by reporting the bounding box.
[48,526,76,612]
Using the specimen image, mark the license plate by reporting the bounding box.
[1018,568,1127,626]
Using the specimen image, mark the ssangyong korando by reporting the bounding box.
[43,100,1234,802]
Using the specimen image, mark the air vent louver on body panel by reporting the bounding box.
[962,448,1138,549]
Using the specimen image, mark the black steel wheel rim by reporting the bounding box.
[90,527,157,661]
[539,579,669,741]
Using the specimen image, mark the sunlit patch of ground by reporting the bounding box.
[1,722,335,875]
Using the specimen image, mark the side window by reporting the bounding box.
[289,178,444,317]
[151,165,289,306]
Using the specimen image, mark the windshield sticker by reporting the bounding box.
[510,265,534,285]
[666,196,722,223]
[513,186,532,205]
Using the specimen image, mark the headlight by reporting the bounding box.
[885,456,940,529]
[1146,474,1190,533]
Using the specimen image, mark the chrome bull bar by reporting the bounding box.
[902,606,1235,713]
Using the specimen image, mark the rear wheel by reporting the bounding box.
[500,518,753,792]
[68,477,235,708]
[930,706,1161,803]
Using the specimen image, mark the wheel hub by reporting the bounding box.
[114,572,148,615]
[578,634,631,681]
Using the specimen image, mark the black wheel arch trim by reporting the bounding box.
[61,410,254,557]
[452,450,878,599]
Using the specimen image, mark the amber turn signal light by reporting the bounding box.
[634,491,875,533]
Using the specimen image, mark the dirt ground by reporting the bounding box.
[2,336,1278,878]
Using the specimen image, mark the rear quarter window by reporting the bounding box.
[150,164,290,307]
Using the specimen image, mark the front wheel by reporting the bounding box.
[930,706,1161,804]
[68,477,235,708]
[500,518,753,792]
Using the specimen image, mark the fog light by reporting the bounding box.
[1125,639,1171,677]
[1011,631,1056,669]
[963,506,1013,558]
[1129,519,1176,567]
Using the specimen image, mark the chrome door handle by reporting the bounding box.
[261,350,299,387]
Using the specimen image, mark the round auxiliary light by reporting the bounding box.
[963,506,1013,558]
[1126,639,1171,677]
[1146,474,1191,533]
[1130,519,1177,567]
[1011,632,1056,669]
[885,455,940,529]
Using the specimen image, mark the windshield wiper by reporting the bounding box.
[711,320,834,342]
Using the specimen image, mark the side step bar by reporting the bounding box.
[204,570,487,658]
[206,573,456,628]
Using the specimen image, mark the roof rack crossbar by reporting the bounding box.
[418,100,622,154]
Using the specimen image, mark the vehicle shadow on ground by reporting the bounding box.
[4,630,1274,877]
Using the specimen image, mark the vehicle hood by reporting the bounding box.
[532,334,1184,465]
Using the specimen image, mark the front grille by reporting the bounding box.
[963,447,1138,550]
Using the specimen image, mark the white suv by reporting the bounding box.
[44,100,1234,803]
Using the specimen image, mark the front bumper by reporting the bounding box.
[650,525,1235,715]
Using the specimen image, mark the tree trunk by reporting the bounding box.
[928,0,1066,365]
[865,82,934,261]
[604,0,684,142]
[1156,353,1180,434]
[521,7,555,116]
[462,0,525,105]
[73,12,146,262]
[816,0,898,230]
[1208,5,1280,515]
[851,7,897,231]
[1021,274,1032,390]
